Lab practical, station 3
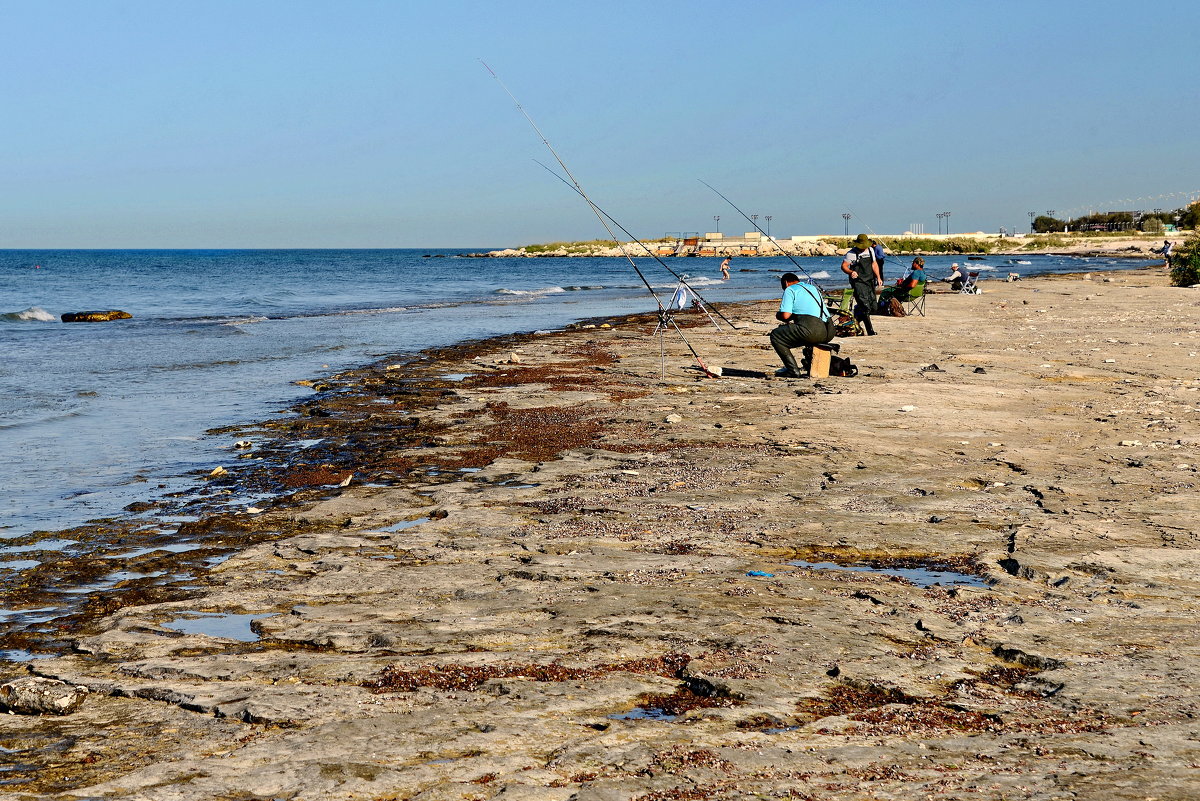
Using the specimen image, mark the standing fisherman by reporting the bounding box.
[871,238,887,283]
[841,234,882,336]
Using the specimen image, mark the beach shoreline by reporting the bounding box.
[4,263,1200,799]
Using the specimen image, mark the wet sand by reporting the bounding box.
[3,266,1200,800]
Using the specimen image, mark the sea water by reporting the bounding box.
[0,249,1147,542]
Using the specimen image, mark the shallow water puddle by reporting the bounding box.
[377,517,430,533]
[108,542,202,559]
[0,559,43,571]
[608,706,677,722]
[0,607,61,624]
[440,373,473,381]
[787,559,988,588]
[0,649,56,663]
[59,570,167,593]
[1,539,75,554]
[161,611,272,641]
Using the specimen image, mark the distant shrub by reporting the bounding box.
[1169,236,1200,286]
[1021,234,1070,250]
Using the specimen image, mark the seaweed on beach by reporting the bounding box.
[364,652,692,693]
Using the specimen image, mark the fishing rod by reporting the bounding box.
[481,60,717,376]
[533,159,741,331]
[699,180,815,282]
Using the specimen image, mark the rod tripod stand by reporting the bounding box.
[652,278,726,336]
[652,278,726,378]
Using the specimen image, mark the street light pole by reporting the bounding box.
[944,211,951,235]
[713,215,720,234]
[936,212,943,235]
[841,213,851,236]
[764,215,772,237]
[1028,211,1035,233]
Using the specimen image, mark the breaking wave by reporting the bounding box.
[1,306,56,322]
[493,286,568,297]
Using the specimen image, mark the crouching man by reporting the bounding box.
[770,273,836,378]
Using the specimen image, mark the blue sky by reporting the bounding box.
[1,0,1196,247]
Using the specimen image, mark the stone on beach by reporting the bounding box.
[0,677,88,715]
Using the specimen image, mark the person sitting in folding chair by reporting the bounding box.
[770,273,836,378]
[942,263,966,292]
[878,258,926,316]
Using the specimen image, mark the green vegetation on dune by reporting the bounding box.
[824,237,1002,254]
[1169,236,1200,287]
[523,239,620,253]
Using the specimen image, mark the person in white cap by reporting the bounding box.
[943,263,965,292]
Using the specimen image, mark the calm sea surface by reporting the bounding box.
[0,248,1149,542]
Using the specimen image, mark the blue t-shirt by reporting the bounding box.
[779,282,826,319]
[908,267,926,285]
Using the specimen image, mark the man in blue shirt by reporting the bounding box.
[770,273,836,377]
[879,257,926,313]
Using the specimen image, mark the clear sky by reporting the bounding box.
[2,0,1196,248]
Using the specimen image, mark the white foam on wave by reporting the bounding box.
[974,265,997,271]
[2,306,56,322]
[493,286,568,297]
[809,271,831,280]
[220,316,269,326]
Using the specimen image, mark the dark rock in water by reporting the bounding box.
[0,677,88,715]
[60,310,132,322]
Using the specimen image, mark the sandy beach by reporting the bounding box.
[4,264,1200,800]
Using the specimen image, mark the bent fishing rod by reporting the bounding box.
[699,180,816,283]
[533,159,740,330]
[481,60,717,375]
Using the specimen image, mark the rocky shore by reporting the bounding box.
[3,265,1200,800]
[478,234,1176,259]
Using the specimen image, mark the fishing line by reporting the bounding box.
[698,180,816,283]
[481,61,661,308]
[533,159,740,330]
[481,60,717,376]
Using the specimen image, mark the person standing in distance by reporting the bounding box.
[841,233,881,336]
[719,255,732,280]
[770,273,836,377]
[871,238,887,283]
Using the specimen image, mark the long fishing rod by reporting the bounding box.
[481,61,661,309]
[481,60,717,376]
[699,180,815,282]
[533,159,741,330]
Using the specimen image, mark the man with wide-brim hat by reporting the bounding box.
[841,233,882,335]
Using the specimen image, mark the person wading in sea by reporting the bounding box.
[841,233,882,336]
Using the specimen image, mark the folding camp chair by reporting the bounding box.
[826,288,863,337]
[903,281,927,316]
[959,272,981,294]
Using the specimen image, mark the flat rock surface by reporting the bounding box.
[4,268,1199,799]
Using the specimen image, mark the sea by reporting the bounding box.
[1,248,1149,547]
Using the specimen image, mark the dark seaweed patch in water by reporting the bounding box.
[788,557,988,588]
[610,688,742,722]
[610,706,677,722]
